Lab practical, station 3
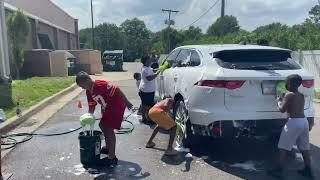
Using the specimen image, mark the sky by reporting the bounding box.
[51,0,319,32]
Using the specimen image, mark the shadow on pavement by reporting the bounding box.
[187,136,320,180]
[161,153,194,172]
[88,159,150,180]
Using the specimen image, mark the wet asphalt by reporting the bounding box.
[2,63,320,180]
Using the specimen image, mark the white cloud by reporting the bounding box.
[51,0,318,32]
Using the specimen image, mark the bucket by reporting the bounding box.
[78,130,102,165]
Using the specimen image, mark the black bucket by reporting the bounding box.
[78,130,102,166]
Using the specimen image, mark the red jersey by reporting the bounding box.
[86,80,126,129]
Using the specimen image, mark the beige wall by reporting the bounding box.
[5,0,75,33]
[38,22,55,48]
[58,30,68,50]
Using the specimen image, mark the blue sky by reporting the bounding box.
[51,0,318,32]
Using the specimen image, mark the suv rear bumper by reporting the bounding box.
[188,107,315,126]
[192,117,314,138]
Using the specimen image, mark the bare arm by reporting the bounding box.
[117,88,133,110]
[278,93,294,113]
[86,91,97,114]
[146,70,160,81]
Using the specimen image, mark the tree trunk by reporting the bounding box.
[15,64,20,80]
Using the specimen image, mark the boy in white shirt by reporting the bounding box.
[139,56,160,124]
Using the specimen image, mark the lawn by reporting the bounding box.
[1,77,75,119]
[316,90,320,99]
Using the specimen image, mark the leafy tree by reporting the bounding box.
[309,4,320,24]
[79,28,92,49]
[183,26,203,41]
[207,15,240,36]
[150,31,165,53]
[161,28,184,52]
[94,23,125,52]
[7,10,30,79]
[120,18,151,61]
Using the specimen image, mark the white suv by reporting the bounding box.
[155,44,315,146]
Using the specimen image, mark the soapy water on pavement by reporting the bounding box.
[230,161,258,171]
[174,146,190,153]
[59,157,65,161]
[200,156,209,160]
[45,175,51,178]
[174,142,190,153]
[72,164,86,176]
[185,153,193,158]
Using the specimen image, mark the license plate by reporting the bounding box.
[261,81,276,95]
[108,61,116,66]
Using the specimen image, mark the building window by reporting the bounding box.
[38,33,54,49]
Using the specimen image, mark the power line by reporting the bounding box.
[181,0,220,30]
[162,9,179,53]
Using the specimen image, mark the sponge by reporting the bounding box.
[276,81,287,98]
[80,113,96,126]
[159,61,171,72]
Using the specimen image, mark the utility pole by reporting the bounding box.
[162,9,179,53]
[90,0,95,49]
[221,0,225,17]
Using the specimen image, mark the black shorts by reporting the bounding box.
[139,91,155,107]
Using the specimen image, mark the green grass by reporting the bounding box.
[2,77,75,119]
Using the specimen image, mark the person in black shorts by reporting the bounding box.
[139,55,160,124]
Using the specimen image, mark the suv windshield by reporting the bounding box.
[104,54,122,61]
[213,49,301,70]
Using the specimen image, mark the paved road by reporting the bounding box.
[2,63,320,180]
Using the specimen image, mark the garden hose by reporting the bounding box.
[1,109,137,150]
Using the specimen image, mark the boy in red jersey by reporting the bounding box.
[76,71,133,165]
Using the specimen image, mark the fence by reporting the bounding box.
[293,50,320,90]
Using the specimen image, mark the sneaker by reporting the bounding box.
[297,167,313,178]
[104,157,118,166]
[100,146,109,154]
[267,167,283,178]
[164,149,179,156]
[146,142,156,148]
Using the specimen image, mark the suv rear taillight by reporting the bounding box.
[195,80,245,90]
[302,80,314,88]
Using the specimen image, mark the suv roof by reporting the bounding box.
[177,44,290,55]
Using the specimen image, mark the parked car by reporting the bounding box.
[102,50,123,71]
[155,44,315,147]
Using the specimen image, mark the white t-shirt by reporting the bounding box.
[139,66,156,93]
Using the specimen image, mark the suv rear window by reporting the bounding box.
[213,49,301,70]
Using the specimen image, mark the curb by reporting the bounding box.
[314,99,320,103]
[0,83,78,134]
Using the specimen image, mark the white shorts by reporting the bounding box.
[278,118,310,151]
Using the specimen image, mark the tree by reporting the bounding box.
[160,28,184,52]
[207,15,240,36]
[79,28,92,49]
[7,10,30,79]
[309,4,320,24]
[94,23,125,52]
[183,26,203,41]
[120,18,151,61]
